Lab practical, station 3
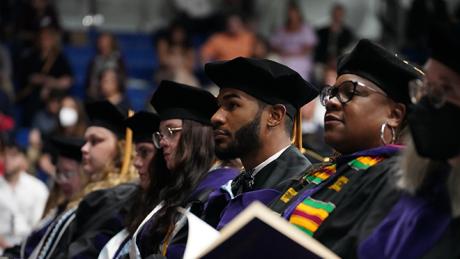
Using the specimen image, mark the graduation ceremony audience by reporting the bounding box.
[85,33,126,101]
[0,1,459,258]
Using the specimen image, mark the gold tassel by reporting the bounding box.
[291,110,329,162]
[291,110,303,151]
[120,109,134,177]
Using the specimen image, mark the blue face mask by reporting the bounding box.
[408,97,460,160]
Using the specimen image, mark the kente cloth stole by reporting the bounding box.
[288,155,385,236]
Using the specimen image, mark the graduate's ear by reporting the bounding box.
[266,104,287,128]
[387,102,406,129]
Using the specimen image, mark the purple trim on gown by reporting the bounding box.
[358,167,452,259]
[23,219,54,258]
[166,244,186,259]
[136,167,239,258]
[216,189,281,229]
[189,168,239,200]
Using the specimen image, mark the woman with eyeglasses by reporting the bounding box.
[358,22,460,259]
[27,100,139,259]
[269,39,423,258]
[129,80,239,259]
[97,111,165,259]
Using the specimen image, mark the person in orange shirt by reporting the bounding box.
[201,13,256,62]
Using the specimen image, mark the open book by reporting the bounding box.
[183,202,340,259]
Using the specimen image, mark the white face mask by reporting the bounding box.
[59,107,78,127]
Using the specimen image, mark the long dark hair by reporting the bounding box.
[145,119,215,251]
[125,152,167,234]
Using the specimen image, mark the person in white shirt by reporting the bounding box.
[0,143,48,253]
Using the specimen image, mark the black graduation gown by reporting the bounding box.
[270,145,402,258]
[48,183,139,259]
[312,156,400,258]
[202,145,311,228]
[423,217,460,258]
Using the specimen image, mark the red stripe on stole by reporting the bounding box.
[291,209,323,225]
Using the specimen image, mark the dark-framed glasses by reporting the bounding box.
[152,127,182,149]
[55,171,78,183]
[320,80,387,106]
[408,79,457,108]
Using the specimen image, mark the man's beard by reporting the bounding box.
[215,113,262,161]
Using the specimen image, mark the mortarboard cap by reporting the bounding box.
[49,136,85,162]
[124,111,160,143]
[337,39,424,105]
[429,22,460,75]
[85,100,127,137]
[204,57,319,118]
[151,80,218,125]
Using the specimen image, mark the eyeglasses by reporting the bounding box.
[409,79,457,108]
[320,80,387,106]
[55,171,78,183]
[152,127,182,149]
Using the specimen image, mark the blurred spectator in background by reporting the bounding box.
[0,142,48,252]
[85,32,126,101]
[300,98,331,162]
[270,1,317,80]
[0,41,14,105]
[155,21,199,86]
[378,0,405,50]
[172,0,221,36]
[0,41,14,119]
[31,89,64,137]
[315,3,354,70]
[251,34,279,61]
[300,52,336,160]
[14,0,61,48]
[98,67,131,111]
[27,90,64,178]
[55,95,87,138]
[26,95,87,182]
[221,0,256,22]
[201,12,256,63]
[404,0,449,64]
[16,27,73,127]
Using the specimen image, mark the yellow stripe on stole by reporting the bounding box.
[313,171,332,180]
[356,156,381,166]
[289,215,320,232]
[356,156,372,164]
